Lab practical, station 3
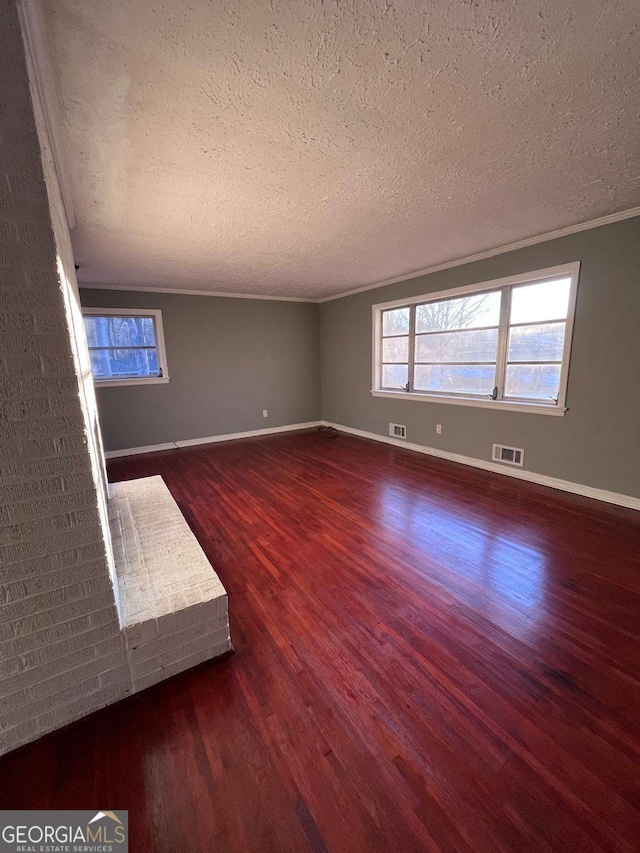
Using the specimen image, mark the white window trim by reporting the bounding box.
[371,262,580,416]
[82,307,170,387]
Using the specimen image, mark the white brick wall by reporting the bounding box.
[0,0,130,755]
[110,476,231,694]
[0,1,232,755]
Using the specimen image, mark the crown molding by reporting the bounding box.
[78,282,319,303]
[80,206,640,304]
[318,206,640,302]
[18,0,76,230]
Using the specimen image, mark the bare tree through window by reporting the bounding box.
[376,269,576,406]
[84,314,160,379]
[416,292,498,334]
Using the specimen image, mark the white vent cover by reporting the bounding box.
[390,423,407,439]
[492,443,524,466]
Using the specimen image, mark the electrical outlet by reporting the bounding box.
[262,410,268,418]
[436,424,442,434]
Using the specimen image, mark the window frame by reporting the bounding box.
[82,307,170,387]
[371,262,580,417]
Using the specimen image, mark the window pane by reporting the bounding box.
[415,328,498,363]
[382,364,408,388]
[508,322,565,362]
[414,364,495,395]
[90,348,159,379]
[382,336,409,363]
[510,278,571,324]
[382,308,410,336]
[505,364,561,400]
[415,291,501,333]
[84,315,156,348]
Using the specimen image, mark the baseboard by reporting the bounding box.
[104,422,323,458]
[174,421,322,448]
[104,419,640,510]
[105,442,176,459]
[322,421,640,511]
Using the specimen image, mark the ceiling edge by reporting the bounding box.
[78,283,320,303]
[18,0,76,230]
[318,205,640,303]
[78,206,640,304]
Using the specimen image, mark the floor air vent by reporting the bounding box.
[492,444,524,467]
[390,423,407,439]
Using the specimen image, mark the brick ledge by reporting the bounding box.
[108,476,231,693]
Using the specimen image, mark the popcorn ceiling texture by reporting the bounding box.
[44,0,640,298]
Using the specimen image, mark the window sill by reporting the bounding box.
[94,376,170,388]
[370,389,566,416]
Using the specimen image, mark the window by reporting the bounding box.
[373,263,579,415]
[82,308,169,386]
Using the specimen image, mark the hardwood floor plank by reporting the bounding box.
[1,429,638,852]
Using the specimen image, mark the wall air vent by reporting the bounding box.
[492,443,524,467]
[390,423,407,439]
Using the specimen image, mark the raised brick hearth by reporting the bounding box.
[109,475,232,693]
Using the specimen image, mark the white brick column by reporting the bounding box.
[0,0,130,754]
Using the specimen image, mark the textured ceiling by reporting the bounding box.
[44,0,640,299]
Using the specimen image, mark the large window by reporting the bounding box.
[373,263,579,415]
[82,308,169,387]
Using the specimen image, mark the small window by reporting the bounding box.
[373,263,579,416]
[82,308,169,387]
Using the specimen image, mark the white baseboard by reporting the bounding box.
[174,421,322,448]
[322,421,640,511]
[104,418,640,511]
[104,422,322,458]
[105,442,177,459]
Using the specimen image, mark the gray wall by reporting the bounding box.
[79,289,321,451]
[320,217,640,498]
[81,217,640,499]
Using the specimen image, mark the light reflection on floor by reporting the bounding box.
[376,483,546,637]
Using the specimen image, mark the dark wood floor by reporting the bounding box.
[2,430,639,852]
